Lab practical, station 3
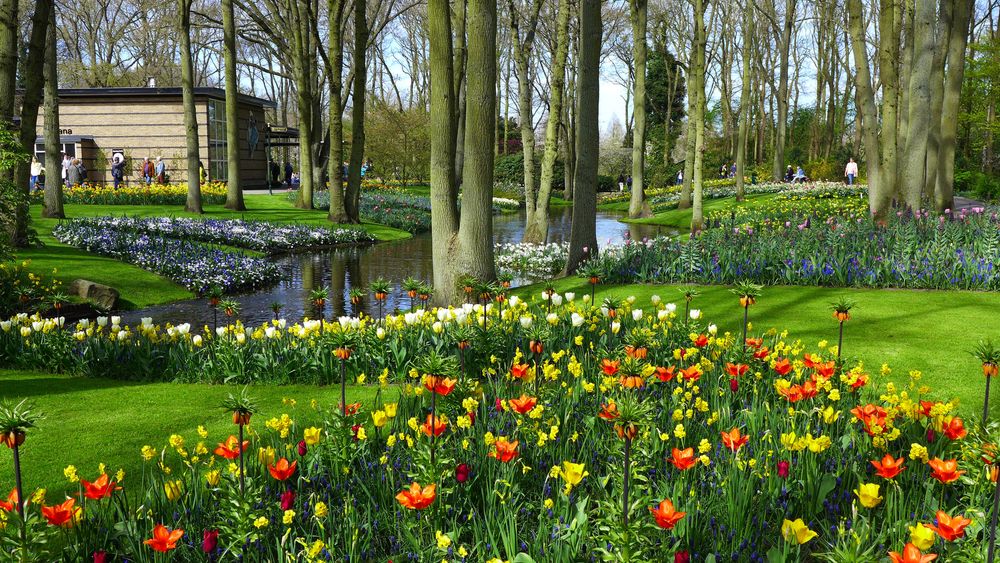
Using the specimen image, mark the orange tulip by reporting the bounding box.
[745,337,763,349]
[81,474,122,501]
[341,402,362,416]
[424,375,457,396]
[721,428,749,452]
[395,482,436,510]
[773,357,793,375]
[489,437,520,463]
[268,458,298,481]
[814,361,836,379]
[0,488,18,512]
[42,498,79,528]
[870,454,905,480]
[888,543,937,563]
[144,524,184,552]
[601,359,620,376]
[510,363,532,380]
[624,345,648,359]
[598,401,620,421]
[649,498,686,530]
[942,417,967,441]
[926,510,971,541]
[214,435,249,460]
[508,394,537,415]
[654,366,676,382]
[803,353,820,368]
[421,414,448,437]
[927,458,964,484]
[669,447,697,471]
[725,363,749,378]
[753,346,770,360]
[693,334,709,348]
[851,404,889,436]
[680,365,702,382]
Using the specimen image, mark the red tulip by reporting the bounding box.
[777,460,790,478]
[280,490,296,511]
[871,454,905,480]
[82,473,122,501]
[455,463,470,483]
[298,440,308,456]
[729,378,739,393]
[145,524,184,553]
[268,458,298,481]
[649,498,686,529]
[93,551,108,563]
[674,551,691,563]
[943,417,967,441]
[202,529,219,553]
[214,435,249,460]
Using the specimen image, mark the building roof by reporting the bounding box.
[55,87,277,109]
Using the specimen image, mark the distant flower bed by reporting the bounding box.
[52,221,281,293]
[495,241,568,280]
[30,182,229,205]
[600,180,867,214]
[709,190,870,228]
[591,207,1000,290]
[0,260,63,318]
[59,216,375,253]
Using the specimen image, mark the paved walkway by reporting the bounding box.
[953,196,985,211]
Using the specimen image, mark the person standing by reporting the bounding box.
[845,157,858,185]
[61,153,72,182]
[155,156,166,183]
[141,157,154,184]
[617,173,625,191]
[29,156,42,191]
[626,175,633,191]
[111,155,124,188]
[676,169,683,185]
[729,162,737,178]
[284,161,293,187]
[66,158,83,187]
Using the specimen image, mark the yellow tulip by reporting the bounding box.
[205,470,220,487]
[909,523,935,550]
[303,427,322,446]
[164,480,183,502]
[854,483,883,508]
[781,518,817,545]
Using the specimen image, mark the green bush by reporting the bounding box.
[494,153,565,191]
[954,169,1000,202]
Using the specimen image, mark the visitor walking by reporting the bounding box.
[284,162,293,187]
[845,157,858,185]
[676,169,683,185]
[66,159,83,187]
[155,157,166,183]
[29,156,41,192]
[617,173,625,191]
[61,153,72,182]
[626,175,633,191]
[111,155,125,189]
[730,163,737,178]
[141,157,154,184]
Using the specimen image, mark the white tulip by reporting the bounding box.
[462,303,475,314]
[0,321,10,331]
[73,331,85,340]
[192,335,203,346]
[437,309,448,321]
[117,330,128,341]
[632,309,643,321]
[551,294,563,307]
[404,312,419,325]
[176,323,190,335]
[582,294,591,303]
[78,319,90,329]
[141,317,153,327]
[338,316,352,329]
[565,292,575,302]
[216,327,227,336]
[264,326,276,339]
[376,327,386,339]
[690,309,702,320]
[650,295,661,305]
[97,316,108,327]
[665,303,677,314]
[31,321,43,332]
[20,326,31,337]
[508,296,521,308]
[432,321,443,334]
[166,327,177,338]
[657,310,669,322]
[518,316,532,328]
[546,313,558,325]
[626,296,636,304]
[111,316,121,326]
[56,317,66,328]
[571,312,585,327]
[236,332,246,344]
[708,324,718,335]
[600,307,610,317]
[277,319,287,329]
[611,321,621,334]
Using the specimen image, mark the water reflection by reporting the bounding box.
[121,207,676,326]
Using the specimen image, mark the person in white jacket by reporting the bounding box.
[845,158,859,185]
[29,156,42,191]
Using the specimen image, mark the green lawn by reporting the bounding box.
[516,280,1000,420]
[620,193,778,229]
[15,194,411,309]
[0,369,386,498]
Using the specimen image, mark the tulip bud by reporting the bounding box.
[777,460,790,479]
[674,551,690,563]
[297,440,307,456]
[729,378,738,393]
[93,551,108,563]
[280,490,296,511]
[455,463,470,483]
[202,530,219,553]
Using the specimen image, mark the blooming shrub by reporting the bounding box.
[0,295,993,561]
[592,207,1000,290]
[29,182,229,205]
[495,242,568,280]
[0,261,63,318]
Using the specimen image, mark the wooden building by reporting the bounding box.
[35,87,277,189]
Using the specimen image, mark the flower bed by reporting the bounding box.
[592,207,1000,290]
[30,182,229,205]
[51,221,280,294]
[495,241,568,280]
[56,216,375,253]
[708,190,870,228]
[0,295,994,561]
[0,260,64,318]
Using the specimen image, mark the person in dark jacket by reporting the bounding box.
[66,159,84,187]
[284,162,293,186]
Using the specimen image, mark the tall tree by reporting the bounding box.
[877,0,902,215]
[327,0,349,222]
[768,0,796,181]
[846,0,881,210]
[935,0,973,211]
[900,0,935,211]
[564,0,600,274]
[344,0,369,223]
[734,2,753,201]
[922,0,952,201]
[222,0,246,210]
[507,0,544,237]
[42,4,62,219]
[690,0,708,232]
[0,0,17,124]
[290,0,317,210]
[523,0,571,243]
[428,0,496,303]
[627,0,651,218]
[179,0,203,214]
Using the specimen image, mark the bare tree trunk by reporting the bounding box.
[922,0,951,201]
[561,49,577,201]
[179,0,203,213]
[877,0,901,214]
[900,0,933,211]
[564,0,599,275]
[41,4,62,219]
[523,0,570,243]
[453,1,467,186]
[678,48,696,210]
[344,0,368,223]
[508,0,543,231]
[627,0,651,218]
[847,0,883,213]
[327,0,349,222]
[734,7,753,202]
[291,0,315,210]
[691,0,707,231]
[771,0,796,181]
[936,0,973,211]
[0,0,18,124]
[222,0,245,210]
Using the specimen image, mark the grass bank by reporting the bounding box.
[516,280,999,419]
[618,193,779,229]
[15,195,411,309]
[0,369,384,498]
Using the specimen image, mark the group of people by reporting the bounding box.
[616,174,632,191]
[719,163,738,179]
[28,154,89,191]
[124,156,167,188]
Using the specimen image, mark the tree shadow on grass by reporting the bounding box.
[0,372,147,400]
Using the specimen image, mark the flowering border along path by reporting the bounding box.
[51,216,375,294]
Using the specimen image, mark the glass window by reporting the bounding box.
[33,142,74,167]
[207,99,228,182]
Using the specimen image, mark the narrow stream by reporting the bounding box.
[121,207,676,326]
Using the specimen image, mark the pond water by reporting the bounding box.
[121,206,676,326]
